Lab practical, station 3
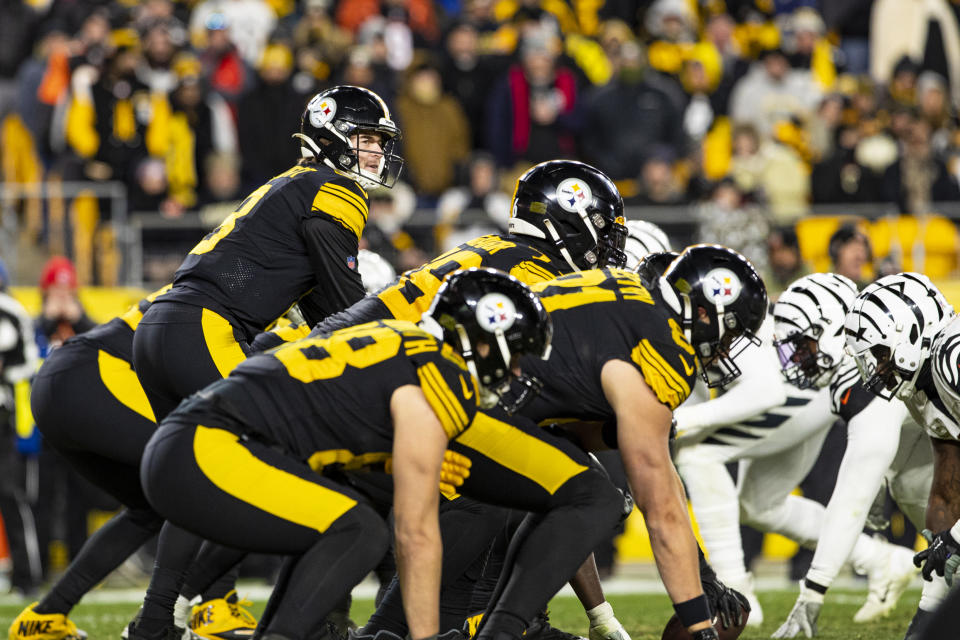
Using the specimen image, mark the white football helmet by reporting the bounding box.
[844,272,954,400]
[357,249,397,294]
[773,273,858,389]
[624,220,672,271]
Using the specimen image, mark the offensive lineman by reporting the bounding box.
[139,268,625,640]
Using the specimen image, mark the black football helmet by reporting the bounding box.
[508,160,628,271]
[294,85,403,189]
[663,245,768,388]
[635,251,679,287]
[423,268,552,410]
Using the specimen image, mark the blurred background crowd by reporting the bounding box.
[2,0,960,594]
[2,0,960,292]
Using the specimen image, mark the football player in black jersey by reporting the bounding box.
[7,288,169,640]
[129,85,402,640]
[511,247,766,640]
[139,269,624,640]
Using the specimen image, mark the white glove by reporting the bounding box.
[586,602,631,640]
[772,582,823,638]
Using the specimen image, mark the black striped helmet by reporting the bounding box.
[624,220,672,271]
[773,273,858,389]
[844,272,953,400]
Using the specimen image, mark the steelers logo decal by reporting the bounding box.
[702,268,742,306]
[556,178,592,212]
[476,293,517,333]
[308,95,337,128]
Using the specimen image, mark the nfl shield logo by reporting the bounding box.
[347,255,357,269]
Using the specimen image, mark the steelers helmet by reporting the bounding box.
[636,251,679,287]
[508,160,627,271]
[295,85,403,190]
[424,268,552,409]
[664,244,768,388]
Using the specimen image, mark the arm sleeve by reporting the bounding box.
[805,398,908,589]
[298,215,367,326]
[672,337,788,435]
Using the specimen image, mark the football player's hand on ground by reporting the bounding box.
[701,574,749,629]
[915,528,960,584]
[772,582,823,638]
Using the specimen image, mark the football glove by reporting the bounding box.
[915,528,960,582]
[701,575,749,629]
[771,581,823,638]
[439,450,472,494]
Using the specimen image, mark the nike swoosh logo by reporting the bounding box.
[842,388,852,405]
[678,353,694,376]
[460,375,474,400]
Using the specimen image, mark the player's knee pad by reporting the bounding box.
[554,467,623,526]
[739,498,784,532]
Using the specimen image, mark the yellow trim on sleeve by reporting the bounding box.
[454,413,588,494]
[323,182,368,214]
[630,340,690,410]
[417,361,470,438]
[313,188,367,240]
[200,308,247,378]
[98,349,156,423]
[194,425,357,533]
[509,261,559,284]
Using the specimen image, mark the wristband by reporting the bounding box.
[586,601,615,626]
[673,594,711,628]
[804,578,828,595]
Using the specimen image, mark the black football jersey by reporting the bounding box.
[376,234,568,323]
[519,269,697,424]
[309,234,571,338]
[176,320,478,471]
[69,284,172,362]
[828,361,877,422]
[164,164,368,340]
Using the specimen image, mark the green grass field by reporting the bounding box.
[0,590,920,639]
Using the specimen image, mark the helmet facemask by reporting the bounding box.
[688,303,761,388]
[775,327,836,390]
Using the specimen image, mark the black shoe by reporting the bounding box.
[524,613,586,640]
[124,617,195,640]
[903,608,934,640]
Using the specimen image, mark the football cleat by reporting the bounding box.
[189,590,257,640]
[854,542,918,623]
[8,603,87,640]
[122,616,196,640]
[524,612,586,640]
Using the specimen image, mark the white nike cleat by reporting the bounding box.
[853,543,918,623]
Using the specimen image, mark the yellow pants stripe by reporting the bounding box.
[193,425,357,533]
[200,308,247,378]
[455,413,588,494]
[98,350,156,423]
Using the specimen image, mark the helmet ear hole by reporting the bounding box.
[910,324,919,343]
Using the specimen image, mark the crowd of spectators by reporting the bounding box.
[2,0,960,286]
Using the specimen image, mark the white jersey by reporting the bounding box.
[919,314,960,440]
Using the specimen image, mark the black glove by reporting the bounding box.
[414,631,465,640]
[914,528,960,581]
[701,574,750,629]
[690,628,719,640]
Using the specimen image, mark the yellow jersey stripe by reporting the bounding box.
[640,340,690,393]
[632,341,689,409]
[509,261,557,284]
[454,413,588,494]
[194,425,357,533]
[98,350,156,422]
[418,362,469,437]
[323,182,368,215]
[635,341,687,395]
[425,363,469,430]
[200,308,247,378]
[313,189,366,240]
[320,184,369,220]
[421,362,469,436]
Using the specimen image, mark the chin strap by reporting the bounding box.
[542,219,582,272]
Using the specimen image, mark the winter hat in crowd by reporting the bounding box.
[39,256,78,292]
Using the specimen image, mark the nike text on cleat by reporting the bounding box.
[189,591,257,640]
[8,603,88,640]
